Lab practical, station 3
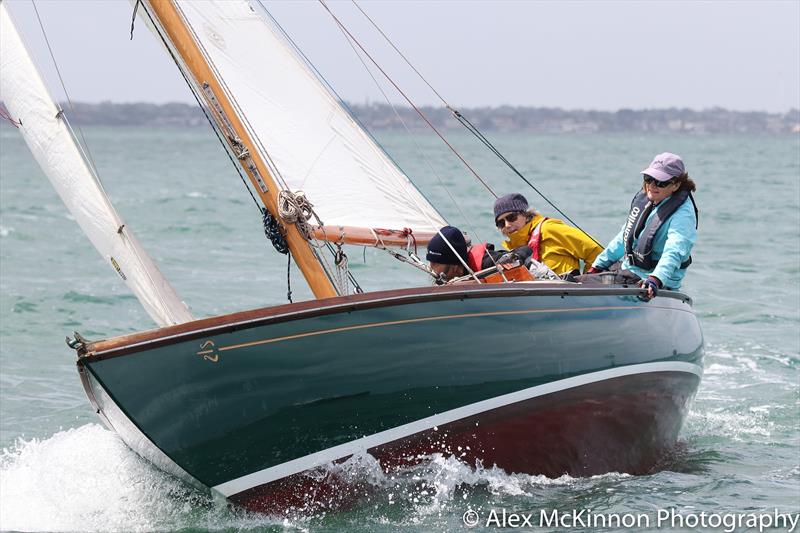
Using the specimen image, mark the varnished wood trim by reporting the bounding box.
[311,225,438,247]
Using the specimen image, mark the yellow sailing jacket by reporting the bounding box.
[501,215,603,275]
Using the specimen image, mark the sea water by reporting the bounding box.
[1,125,798,531]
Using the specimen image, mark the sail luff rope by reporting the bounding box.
[29,0,190,320]
[350,0,601,248]
[317,0,496,199]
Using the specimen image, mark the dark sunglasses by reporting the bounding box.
[495,212,521,228]
[643,175,677,188]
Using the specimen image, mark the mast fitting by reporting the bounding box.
[201,83,269,193]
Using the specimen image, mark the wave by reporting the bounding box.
[0,424,635,532]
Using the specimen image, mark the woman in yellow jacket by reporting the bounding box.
[493,193,602,276]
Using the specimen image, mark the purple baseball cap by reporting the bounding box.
[641,152,685,182]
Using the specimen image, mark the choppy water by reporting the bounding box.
[1,125,798,531]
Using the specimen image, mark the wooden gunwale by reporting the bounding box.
[80,284,692,362]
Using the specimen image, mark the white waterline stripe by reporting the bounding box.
[213,361,703,496]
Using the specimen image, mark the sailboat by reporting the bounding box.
[1,0,703,514]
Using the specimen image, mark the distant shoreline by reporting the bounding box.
[2,101,798,134]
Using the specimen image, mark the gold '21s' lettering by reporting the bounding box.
[197,340,219,363]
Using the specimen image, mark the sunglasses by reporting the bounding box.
[643,175,677,188]
[495,212,521,228]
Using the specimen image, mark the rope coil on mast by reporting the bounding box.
[277,190,315,238]
[276,189,364,294]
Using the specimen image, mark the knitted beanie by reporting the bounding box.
[493,193,529,220]
[426,226,468,265]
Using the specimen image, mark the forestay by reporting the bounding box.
[173,0,447,234]
[0,2,193,327]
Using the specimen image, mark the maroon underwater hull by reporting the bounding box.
[230,369,699,514]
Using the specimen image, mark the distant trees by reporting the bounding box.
[2,101,796,133]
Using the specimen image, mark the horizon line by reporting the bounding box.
[56,101,800,115]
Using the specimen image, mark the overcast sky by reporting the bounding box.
[5,0,799,112]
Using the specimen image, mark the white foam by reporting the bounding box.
[704,363,742,375]
[0,424,285,532]
[2,425,636,529]
[320,450,629,518]
[686,409,773,440]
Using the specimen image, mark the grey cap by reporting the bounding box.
[493,193,529,220]
[641,152,685,182]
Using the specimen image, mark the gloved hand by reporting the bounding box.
[510,245,533,261]
[496,245,532,265]
[495,252,517,265]
[639,276,661,300]
[586,266,605,274]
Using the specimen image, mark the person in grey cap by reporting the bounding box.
[583,152,698,300]
[493,193,602,276]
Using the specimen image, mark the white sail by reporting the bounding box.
[171,0,447,233]
[0,2,193,327]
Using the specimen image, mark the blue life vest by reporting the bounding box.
[623,189,698,270]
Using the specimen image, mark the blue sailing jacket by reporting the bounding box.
[593,193,697,289]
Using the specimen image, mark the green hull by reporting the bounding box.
[77,284,703,509]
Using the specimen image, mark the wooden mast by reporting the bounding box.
[146,0,337,299]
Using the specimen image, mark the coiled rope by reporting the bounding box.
[278,190,315,239]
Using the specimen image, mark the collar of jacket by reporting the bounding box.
[502,213,543,250]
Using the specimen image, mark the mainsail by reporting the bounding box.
[0,2,193,327]
[154,0,447,236]
[138,0,450,298]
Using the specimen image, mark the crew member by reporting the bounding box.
[426,226,503,283]
[583,152,698,300]
[493,193,602,276]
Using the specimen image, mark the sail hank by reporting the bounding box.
[0,2,193,327]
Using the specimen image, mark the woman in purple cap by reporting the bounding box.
[584,152,698,300]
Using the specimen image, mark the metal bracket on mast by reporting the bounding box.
[201,83,269,194]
